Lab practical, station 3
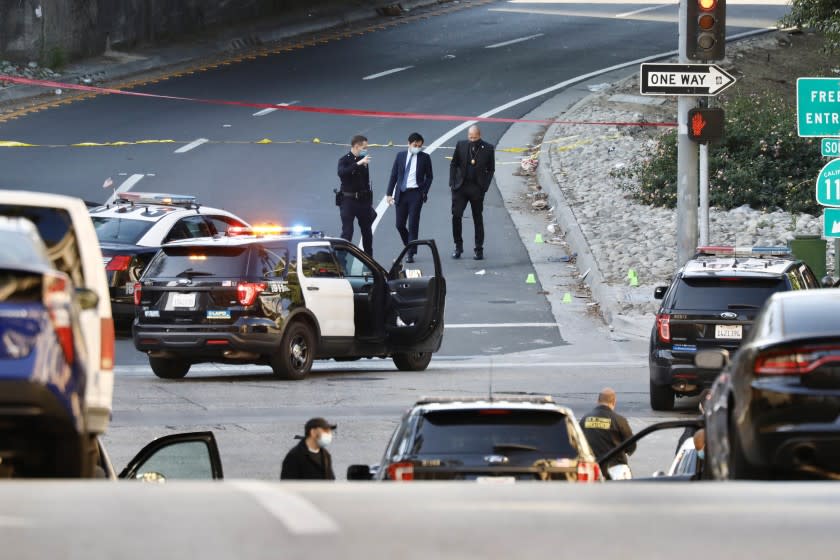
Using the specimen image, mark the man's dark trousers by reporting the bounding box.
[451,181,484,251]
[395,188,423,256]
[340,197,374,256]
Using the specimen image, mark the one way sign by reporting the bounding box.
[640,63,736,96]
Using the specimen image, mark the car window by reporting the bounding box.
[255,245,288,278]
[206,215,246,236]
[782,296,840,335]
[145,246,249,278]
[333,246,373,278]
[129,440,214,481]
[413,410,577,458]
[786,271,803,291]
[799,264,820,289]
[0,204,84,286]
[91,217,155,244]
[301,246,341,278]
[0,231,50,268]
[670,278,786,310]
[164,216,212,243]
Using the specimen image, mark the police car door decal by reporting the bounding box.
[297,242,355,338]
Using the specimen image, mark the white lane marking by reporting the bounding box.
[104,173,144,205]
[485,33,544,49]
[253,100,299,117]
[616,3,673,18]
[174,138,209,154]
[370,27,772,235]
[230,481,339,535]
[362,66,414,81]
[446,322,559,328]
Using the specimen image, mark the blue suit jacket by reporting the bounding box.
[386,150,433,203]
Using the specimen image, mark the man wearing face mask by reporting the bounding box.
[280,417,337,480]
[449,125,495,260]
[337,134,375,256]
[386,132,433,263]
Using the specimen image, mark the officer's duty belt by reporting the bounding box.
[341,191,372,200]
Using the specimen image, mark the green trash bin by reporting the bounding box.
[789,235,827,279]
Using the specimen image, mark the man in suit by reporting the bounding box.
[280,417,337,480]
[449,125,495,260]
[386,132,433,263]
[337,134,375,257]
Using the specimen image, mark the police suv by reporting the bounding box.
[649,245,819,411]
[89,193,249,323]
[133,226,446,379]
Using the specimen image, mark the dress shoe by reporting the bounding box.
[452,248,463,259]
[473,249,484,260]
[406,255,415,264]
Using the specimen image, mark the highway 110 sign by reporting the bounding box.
[816,158,840,207]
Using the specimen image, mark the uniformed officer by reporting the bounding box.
[337,134,376,257]
[579,388,635,479]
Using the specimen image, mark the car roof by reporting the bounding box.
[410,396,574,416]
[681,256,796,278]
[162,233,335,248]
[769,289,840,338]
[0,189,90,212]
[90,203,234,222]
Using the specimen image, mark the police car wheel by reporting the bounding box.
[649,380,675,411]
[271,321,315,380]
[392,351,432,372]
[149,357,191,379]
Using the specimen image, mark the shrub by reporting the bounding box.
[782,0,840,52]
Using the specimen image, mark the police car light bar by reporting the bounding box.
[696,245,791,257]
[117,192,197,207]
[228,225,314,237]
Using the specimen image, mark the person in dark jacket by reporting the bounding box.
[449,125,495,260]
[579,388,635,479]
[386,132,433,263]
[337,135,376,256]
[280,417,337,480]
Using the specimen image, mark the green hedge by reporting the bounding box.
[613,92,824,215]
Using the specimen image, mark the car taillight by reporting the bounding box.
[576,461,601,483]
[754,346,840,376]
[386,462,414,481]
[43,272,74,365]
[133,282,142,306]
[105,255,132,272]
[237,282,266,306]
[656,313,671,342]
[101,317,114,371]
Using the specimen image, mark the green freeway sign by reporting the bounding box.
[823,138,840,158]
[797,78,840,137]
[817,159,840,206]
[824,208,840,238]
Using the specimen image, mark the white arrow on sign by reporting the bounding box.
[640,63,737,96]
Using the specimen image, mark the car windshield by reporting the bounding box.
[144,246,249,278]
[671,278,786,310]
[0,231,49,269]
[91,217,155,245]
[412,409,577,457]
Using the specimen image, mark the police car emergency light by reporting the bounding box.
[695,245,791,257]
[228,224,315,237]
[117,192,198,207]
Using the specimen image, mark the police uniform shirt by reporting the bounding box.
[338,152,371,194]
[579,404,636,466]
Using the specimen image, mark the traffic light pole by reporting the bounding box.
[677,0,699,265]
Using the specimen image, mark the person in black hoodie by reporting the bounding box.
[280,417,337,480]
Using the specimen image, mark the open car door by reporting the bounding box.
[386,240,446,351]
[119,431,223,481]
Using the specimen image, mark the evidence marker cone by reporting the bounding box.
[562,292,572,304]
[534,233,544,244]
[526,273,536,284]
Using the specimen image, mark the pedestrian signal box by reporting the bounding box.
[687,107,724,144]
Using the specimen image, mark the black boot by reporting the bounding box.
[473,248,484,260]
[452,247,463,259]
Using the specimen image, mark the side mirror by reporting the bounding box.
[652,470,666,478]
[821,275,836,288]
[346,464,373,480]
[76,288,99,311]
[653,286,668,300]
[695,348,729,370]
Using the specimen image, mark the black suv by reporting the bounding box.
[649,246,819,411]
[347,396,602,482]
[133,229,445,380]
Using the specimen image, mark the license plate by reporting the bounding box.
[124,283,135,295]
[476,477,515,484]
[172,292,196,308]
[715,324,742,340]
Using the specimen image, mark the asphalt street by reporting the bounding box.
[0,0,789,477]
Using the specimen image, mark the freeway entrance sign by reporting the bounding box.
[824,208,840,238]
[797,78,840,137]
[816,158,840,206]
[823,138,840,158]
[639,63,736,96]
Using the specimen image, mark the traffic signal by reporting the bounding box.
[686,0,726,61]
[687,107,724,144]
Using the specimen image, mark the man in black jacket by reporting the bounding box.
[280,417,337,480]
[337,135,375,256]
[386,132,433,264]
[579,388,635,479]
[449,125,495,260]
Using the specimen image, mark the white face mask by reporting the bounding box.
[409,146,422,155]
[317,432,333,448]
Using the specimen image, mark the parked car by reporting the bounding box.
[699,289,840,480]
[97,432,224,481]
[133,227,445,380]
[0,216,93,477]
[649,245,819,411]
[89,192,249,324]
[0,190,114,436]
[347,396,602,482]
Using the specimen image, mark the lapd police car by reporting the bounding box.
[133,226,446,379]
[89,193,249,323]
